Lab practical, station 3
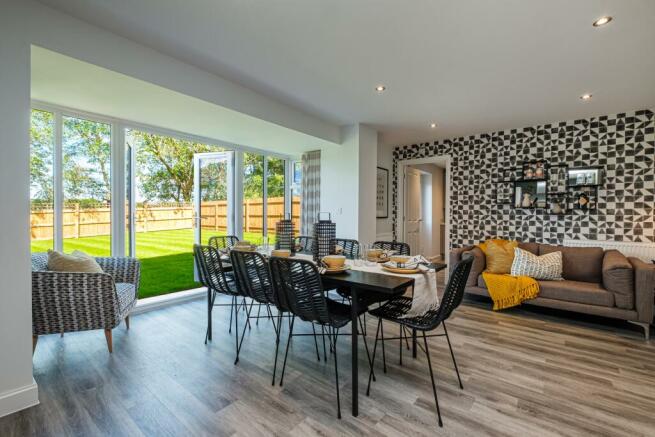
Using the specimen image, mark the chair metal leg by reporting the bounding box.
[359,316,375,382]
[332,327,342,419]
[442,321,463,389]
[311,324,321,361]
[206,288,214,343]
[366,318,382,396]
[321,326,327,361]
[279,316,295,386]
[228,295,234,334]
[272,313,282,386]
[256,302,262,325]
[234,297,239,365]
[399,324,403,366]
[380,320,387,373]
[422,331,443,427]
[236,299,254,364]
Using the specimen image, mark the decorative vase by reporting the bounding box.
[521,193,533,207]
[550,201,563,214]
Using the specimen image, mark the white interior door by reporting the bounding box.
[193,152,234,278]
[404,167,422,255]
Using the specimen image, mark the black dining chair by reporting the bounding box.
[365,256,473,428]
[269,257,353,419]
[193,244,241,346]
[333,238,360,259]
[208,235,240,251]
[372,240,410,256]
[294,236,314,254]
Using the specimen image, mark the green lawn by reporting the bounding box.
[31,229,270,298]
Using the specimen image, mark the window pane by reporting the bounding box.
[127,129,226,298]
[243,152,265,245]
[30,109,55,253]
[62,116,112,256]
[291,161,302,235]
[266,157,286,241]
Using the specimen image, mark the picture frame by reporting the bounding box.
[376,167,389,218]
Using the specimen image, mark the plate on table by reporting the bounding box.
[322,265,351,275]
[381,264,420,274]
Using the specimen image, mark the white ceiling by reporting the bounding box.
[37,0,655,146]
[31,47,335,156]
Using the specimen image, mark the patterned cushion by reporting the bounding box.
[510,248,563,280]
[47,250,103,273]
[116,283,137,313]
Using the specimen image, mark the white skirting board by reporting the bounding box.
[563,239,655,262]
[0,380,38,418]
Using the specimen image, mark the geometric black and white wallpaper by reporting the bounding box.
[392,109,655,247]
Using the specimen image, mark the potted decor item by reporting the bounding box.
[521,193,533,208]
[550,201,563,214]
[524,167,534,179]
[535,162,545,179]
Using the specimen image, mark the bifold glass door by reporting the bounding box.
[194,152,235,249]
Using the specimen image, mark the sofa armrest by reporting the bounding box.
[95,257,141,297]
[450,245,484,286]
[602,250,634,309]
[32,271,122,335]
[628,257,655,324]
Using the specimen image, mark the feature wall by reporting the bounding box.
[391,109,655,247]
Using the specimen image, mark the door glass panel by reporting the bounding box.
[62,116,112,256]
[30,109,55,253]
[197,155,231,245]
[243,153,265,245]
[266,157,286,241]
[291,161,302,234]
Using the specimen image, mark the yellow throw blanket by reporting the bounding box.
[481,272,540,310]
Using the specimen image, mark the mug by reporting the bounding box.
[322,255,346,269]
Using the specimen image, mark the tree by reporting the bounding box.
[30,110,55,204]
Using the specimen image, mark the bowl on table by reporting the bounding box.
[271,249,291,258]
[322,255,346,270]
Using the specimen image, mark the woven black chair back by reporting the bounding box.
[295,236,314,254]
[208,235,240,250]
[333,238,360,259]
[193,244,237,296]
[372,241,410,256]
[269,257,330,324]
[229,250,276,305]
[431,256,473,327]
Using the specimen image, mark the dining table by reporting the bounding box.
[215,249,447,417]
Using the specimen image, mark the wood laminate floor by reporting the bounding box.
[2,284,655,436]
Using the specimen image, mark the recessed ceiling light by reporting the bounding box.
[580,93,593,101]
[430,123,437,128]
[375,85,386,93]
[593,16,612,27]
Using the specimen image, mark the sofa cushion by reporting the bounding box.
[510,248,563,280]
[485,240,519,274]
[538,280,614,307]
[518,242,539,255]
[462,246,485,286]
[47,250,104,273]
[602,250,634,309]
[477,274,487,289]
[116,283,137,313]
[538,245,604,283]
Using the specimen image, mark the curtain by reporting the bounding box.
[300,150,321,236]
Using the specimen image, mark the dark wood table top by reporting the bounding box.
[320,269,415,294]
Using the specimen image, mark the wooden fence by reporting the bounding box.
[30,197,301,240]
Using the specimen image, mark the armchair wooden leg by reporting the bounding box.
[32,335,38,355]
[125,315,130,330]
[104,329,113,353]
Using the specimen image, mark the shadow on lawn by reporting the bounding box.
[138,252,200,299]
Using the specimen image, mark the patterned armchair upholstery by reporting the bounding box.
[31,253,141,353]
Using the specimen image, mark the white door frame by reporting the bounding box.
[193,151,236,245]
[397,155,451,269]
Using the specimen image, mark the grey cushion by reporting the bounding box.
[116,283,137,313]
[538,280,614,307]
[463,246,485,286]
[539,245,604,283]
[602,250,634,309]
[477,274,487,289]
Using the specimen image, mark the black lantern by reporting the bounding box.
[275,213,295,254]
[312,212,336,262]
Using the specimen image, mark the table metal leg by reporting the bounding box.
[351,287,359,417]
[412,328,417,358]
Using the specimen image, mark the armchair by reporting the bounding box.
[31,253,141,353]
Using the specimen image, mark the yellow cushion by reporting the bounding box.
[484,240,519,274]
[477,238,511,255]
[47,250,103,273]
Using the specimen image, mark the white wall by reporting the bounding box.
[0,1,39,418]
[321,124,378,242]
[376,143,395,240]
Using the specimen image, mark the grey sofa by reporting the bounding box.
[31,253,141,353]
[450,243,655,339]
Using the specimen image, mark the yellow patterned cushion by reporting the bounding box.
[478,238,512,255]
[484,240,519,274]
